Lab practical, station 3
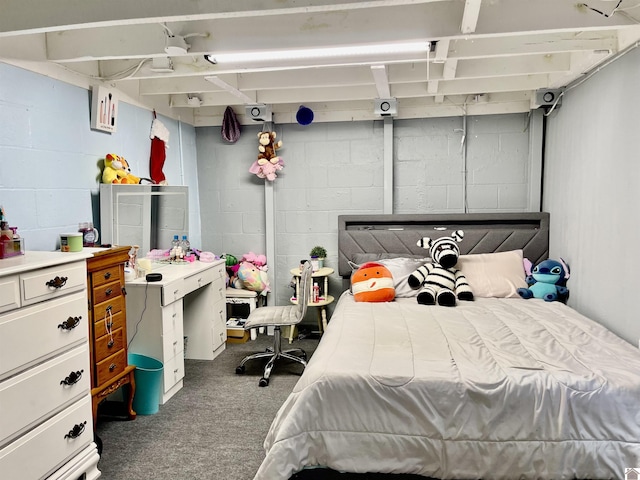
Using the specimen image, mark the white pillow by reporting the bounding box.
[351,255,429,298]
[456,250,528,298]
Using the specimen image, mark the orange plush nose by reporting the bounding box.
[351,262,395,303]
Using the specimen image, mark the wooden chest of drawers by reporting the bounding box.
[0,251,100,480]
[86,247,136,425]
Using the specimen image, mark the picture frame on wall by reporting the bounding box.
[90,85,118,133]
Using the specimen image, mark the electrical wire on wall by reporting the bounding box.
[454,101,469,214]
[544,38,640,118]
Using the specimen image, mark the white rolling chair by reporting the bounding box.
[235,261,313,387]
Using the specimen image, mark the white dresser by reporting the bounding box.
[0,251,100,480]
[125,259,226,404]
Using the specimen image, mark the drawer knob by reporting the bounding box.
[103,272,111,280]
[60,369,84,386]
[105,288,113,296]
[64,421,87,440]
[108,339,114,348]
[46,276,68,289]
[58,316,81,330]
[109,363,117,372]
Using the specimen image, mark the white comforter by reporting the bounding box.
[255,294,640,480]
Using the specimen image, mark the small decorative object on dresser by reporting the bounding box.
[309,246,327,271]
[86,246,136,425]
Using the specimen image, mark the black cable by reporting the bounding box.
[580,0,622,17]
[127,280,149,349]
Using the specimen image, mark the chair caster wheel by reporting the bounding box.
[259,377,269,387]
[235,365,245,374]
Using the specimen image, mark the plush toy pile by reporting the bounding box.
[517,258,570,302]
[226,252,270,295]
[249,131,284,181]
[408,230,474,306]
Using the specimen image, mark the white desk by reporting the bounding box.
[125,259,226,404]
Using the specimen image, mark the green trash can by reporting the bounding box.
[128,353,163,415]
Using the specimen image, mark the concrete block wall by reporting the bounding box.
[196,113,534,316]
[0,62,199,251]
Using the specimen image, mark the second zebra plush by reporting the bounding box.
[408,231,474,306]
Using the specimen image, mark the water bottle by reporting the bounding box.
[170,234,180,259]
[313,282,320,303]
[181,235,191,255]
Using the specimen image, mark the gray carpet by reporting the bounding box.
[96,333,428,480]
[96,333,319,480]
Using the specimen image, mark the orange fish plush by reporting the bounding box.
[351,262,396,302]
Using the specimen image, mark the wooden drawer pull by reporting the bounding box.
[105,288,113,296]
[64,421,87,440]
[109,363,117,372]
[60,369,84,386]
[46,276,68,289]
[103,272,111,280]
[58,316,81,330]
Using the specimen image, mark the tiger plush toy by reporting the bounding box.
[408,230,474,306]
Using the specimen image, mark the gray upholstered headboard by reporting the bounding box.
[338,212,549,278]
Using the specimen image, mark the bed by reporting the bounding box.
[254,213,640,480]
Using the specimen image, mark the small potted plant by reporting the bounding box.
[309,245,327,271]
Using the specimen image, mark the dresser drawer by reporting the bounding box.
[184,268,214,295]
[0,344,90,446]
[162,319,184,360]
[161,279,184,306]
[0,395,93,480]
[0,275,20,314]
[95,349,126,386]
[162,354,184,394]
[94,294,125,319]
[94,327,125,364]
[161,301,183,337]
[20,262,86,307]
[212,262,226,283]
[93,309,125,340]
[92,279,123,305]
[212,279,225,304]
[0,292,88,379]
[90,265,122,288]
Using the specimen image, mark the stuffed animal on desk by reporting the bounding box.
[517,258,570,303]
[408,230,474,307]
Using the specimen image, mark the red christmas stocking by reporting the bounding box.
[149,117,169,185]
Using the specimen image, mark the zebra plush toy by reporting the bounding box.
[408,230,474,307]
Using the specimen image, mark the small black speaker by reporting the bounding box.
[146,273,163,282]
[535,89,564,107]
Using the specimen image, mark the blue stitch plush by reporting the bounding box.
[517,258,570,303]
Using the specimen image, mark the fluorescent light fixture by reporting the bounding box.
[370,65,390,98]
[207,41,431,64]
[204,76,254,103]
